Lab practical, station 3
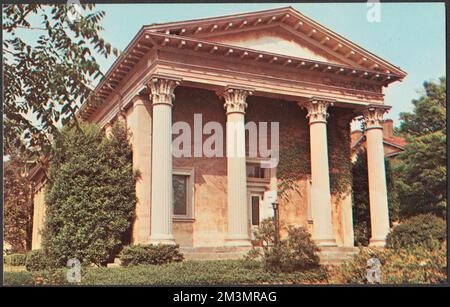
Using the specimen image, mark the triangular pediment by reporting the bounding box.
[146,6,406,77]
[203,26,349,66]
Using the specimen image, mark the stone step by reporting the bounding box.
[183,252,247,261]
[106,246,360,266]
[181,246,250,261]
[318,247,359,266]
[106,257,122,268]
[106,262,121,268]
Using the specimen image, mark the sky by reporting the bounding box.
[92,2,446,128]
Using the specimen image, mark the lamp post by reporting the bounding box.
[272,202,279,245]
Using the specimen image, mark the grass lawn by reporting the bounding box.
[3,260,329,285]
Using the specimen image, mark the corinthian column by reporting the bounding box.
[126,96,152,244]
[304,98,336,247]
[219,87,253,247]
[363,105,391,247]
[148,76,180,245]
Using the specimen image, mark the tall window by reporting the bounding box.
[172,168,194,219]
[246,162,267,179]
[251,195,260,226]
[173,175,188,216]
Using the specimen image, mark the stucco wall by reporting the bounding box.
[172,88,229,247]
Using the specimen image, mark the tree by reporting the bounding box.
[3,152,34,252]
[43,121,136,267]
[398,77,446,137]
[352,150,399,246]
[395,78,446,218]
[3,4,118,156]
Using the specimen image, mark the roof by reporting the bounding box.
[383,136,408,149]
[79,6,407,119]
[351,132,407,156]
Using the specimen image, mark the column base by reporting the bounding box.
[314,237,337,247]
[224,235,252,247]
[369,238,386,247]
[149,234,176,245]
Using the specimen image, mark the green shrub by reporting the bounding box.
[386,214,446,249]
[119,244,184,267]
[82,260,328,285]
[247,218,320,272]
[5,253,27,266]
[280,226,320,270]
[43,122,136,267]
[330,240,447,284]
[25,250,48,272]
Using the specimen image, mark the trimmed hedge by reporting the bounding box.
[82,260,328,285]
[3,269,68,286]
[119,244,184,266]
[5,253,27,266]
[25,250,48,272]
[4,260,328,285]
[386,214,446,249]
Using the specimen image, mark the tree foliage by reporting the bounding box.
[3,153,34,252]
[43,122,136,267]
[398,77,446,137]
[3,4,118,156]
[395,77,446,218]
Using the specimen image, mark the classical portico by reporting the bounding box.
[31,7,406,252]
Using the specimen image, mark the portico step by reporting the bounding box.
[318,247,359,266]
[180,246,251,260]
[107,246,360,266]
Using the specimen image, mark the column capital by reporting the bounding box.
[217,86,253,115]
[303,98,335,124]
[362,104,391,129]
[147,76,181,107]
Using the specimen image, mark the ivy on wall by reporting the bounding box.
[277,108,353,202]
[277,132,311,200]
[328,110,353,201]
